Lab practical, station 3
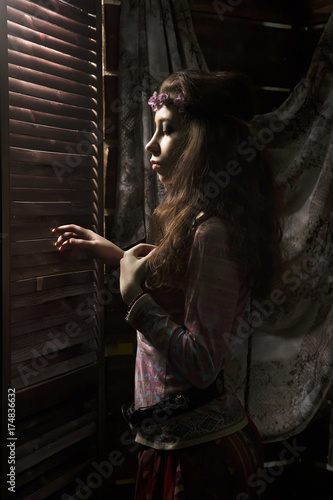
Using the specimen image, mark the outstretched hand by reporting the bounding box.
[120,243,156,305]
[52,224,124,266]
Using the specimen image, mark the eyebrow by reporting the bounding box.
[155,117,172,124]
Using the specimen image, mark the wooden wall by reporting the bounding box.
[102,0,333,495]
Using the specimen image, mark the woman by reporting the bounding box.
[53,70,282,499]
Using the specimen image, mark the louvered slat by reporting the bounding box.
[8,37,96,77]
[12,324,97,363]
[11,173,97,189]
[9,64,97,97]
[11,260,95,284]
[8,50,97,86]
[7,6,97,51]
[10,148,97,166]
[7,20,97,62]
[10,0,96,39]
[9,78,97,109]
[11,270,96,295]
[11,295,99,336]
[9,104,97,130]
[11,346,98,389]
[11,293,97,323]
[11,188,97,202]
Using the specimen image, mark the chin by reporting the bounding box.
[158,174,173,185]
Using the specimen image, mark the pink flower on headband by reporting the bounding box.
[148,92,188,112]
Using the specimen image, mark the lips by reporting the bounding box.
[150,160,160,171]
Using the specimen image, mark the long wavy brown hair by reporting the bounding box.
[146,69,283,299]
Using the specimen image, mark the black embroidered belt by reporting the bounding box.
[122,372,224,431]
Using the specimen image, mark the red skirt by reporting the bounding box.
[134,419,263,500]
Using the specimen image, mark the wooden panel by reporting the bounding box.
[192,13,297,88]
[16,441,94,490]
[13,370,98,498]
[104,75,119,140]
[306,0,333,24]
[105,146,118,210]
[2,1,103,497]
[189,0,295,23]
[104,4,121,72]
[252,88,291,114]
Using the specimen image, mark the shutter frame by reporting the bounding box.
[1,1,105,497]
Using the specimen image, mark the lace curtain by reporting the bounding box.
[111,0,208,248]
[244,13,333,457]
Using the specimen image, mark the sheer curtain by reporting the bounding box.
[111,0,208,248]
[245,13,333,459]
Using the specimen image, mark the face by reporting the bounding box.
[145,105,185,184]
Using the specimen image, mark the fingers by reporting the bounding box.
[126,243,157,258]
[52,225,92,251]
[52,224,90,239]
[52,224,81,234]
[53,231,78,249]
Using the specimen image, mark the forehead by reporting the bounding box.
[154,105,182,126]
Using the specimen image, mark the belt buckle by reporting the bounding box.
[173,394,190,410]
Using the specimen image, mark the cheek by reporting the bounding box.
[167,139,182,161]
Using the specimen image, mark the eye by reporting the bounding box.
[162,126,173,135]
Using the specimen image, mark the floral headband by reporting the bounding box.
[148,91,189,112]
[148,91,250,127]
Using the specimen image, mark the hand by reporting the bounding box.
[52,224,124,266]
[120,243,156,305]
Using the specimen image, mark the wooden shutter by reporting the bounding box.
[1,0,105,498]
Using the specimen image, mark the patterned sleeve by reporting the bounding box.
[126,218,245,388]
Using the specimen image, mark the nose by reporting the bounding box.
[145,133,159,155]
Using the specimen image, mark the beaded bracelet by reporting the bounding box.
[125,291,149,323]
[127,291,148,309]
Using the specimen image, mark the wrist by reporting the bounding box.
[123,286,144,306]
